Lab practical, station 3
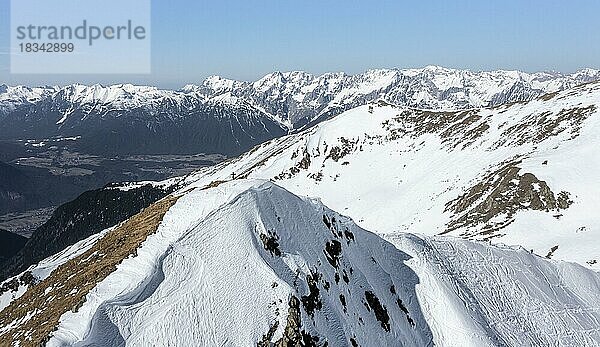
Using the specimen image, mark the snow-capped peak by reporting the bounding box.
[54,83,169,105]
[200,75,246,94]
[0,84,58,113]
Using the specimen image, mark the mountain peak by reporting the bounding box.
[2,178,598,346]
[422,64,452,71]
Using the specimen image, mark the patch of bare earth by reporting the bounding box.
[0,195,179,346]
[444,161,572,239]
[324,137,360,163]
[383,109,491,149]
[537,91,559,102]
[495,105,597,147]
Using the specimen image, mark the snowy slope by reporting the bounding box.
[1,72,600,346]
[179,81,600,269]
[1,180,598,346]
[388,233,600,346]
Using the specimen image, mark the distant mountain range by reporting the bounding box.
[1,67,599,156]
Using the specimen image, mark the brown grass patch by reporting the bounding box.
[203,180,228,189]
[0,195,179,346]
[538,91,559,101]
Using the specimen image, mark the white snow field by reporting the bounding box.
[178,81,600,269]
[33,180,598,346]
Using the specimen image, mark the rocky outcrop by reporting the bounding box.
[445,162,573,238]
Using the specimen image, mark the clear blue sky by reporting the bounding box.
[1,0,599,88]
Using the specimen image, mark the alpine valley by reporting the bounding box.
[0,67,600,346]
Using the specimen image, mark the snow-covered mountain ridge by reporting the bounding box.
[1,180,598,346]
[188,66,600,128]
[177,80,600,269]
[2,66,599,131]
